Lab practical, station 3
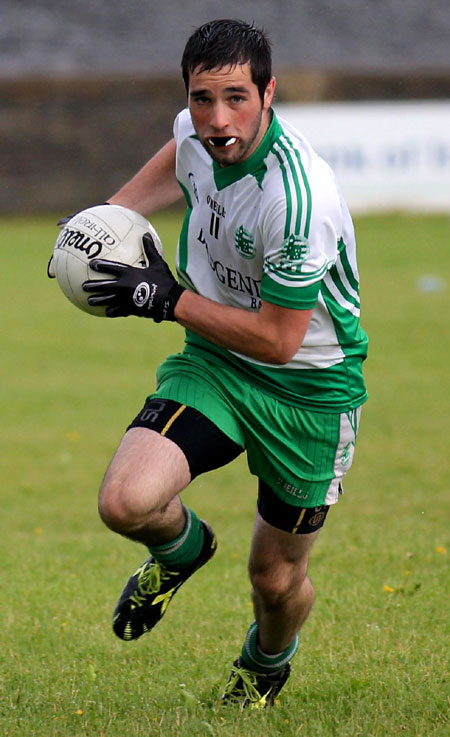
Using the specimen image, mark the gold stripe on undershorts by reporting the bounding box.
[291,508,307,534]
[161,404,187,436]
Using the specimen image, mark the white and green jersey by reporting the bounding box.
[173,108,368,411]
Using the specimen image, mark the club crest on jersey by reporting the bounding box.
[234,225,256,259]
[279,234,310,272]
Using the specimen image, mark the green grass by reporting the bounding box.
[1,212,449,737]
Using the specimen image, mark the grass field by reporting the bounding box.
[1,211,449,737]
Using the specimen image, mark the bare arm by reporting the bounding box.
[175,290,313,365]
[90,145,313,361]
[108,139,182,215]
[85,231,313,360]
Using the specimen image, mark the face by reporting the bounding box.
[188,63,276,166]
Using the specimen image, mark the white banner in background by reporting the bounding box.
[275,101,450,213]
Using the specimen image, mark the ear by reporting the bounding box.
[263,77,276,110]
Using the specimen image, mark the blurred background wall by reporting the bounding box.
[1,0,450,213]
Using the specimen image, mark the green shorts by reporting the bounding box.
[151,351,362,508]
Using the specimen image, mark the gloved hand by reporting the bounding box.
[47,256,56,278]
[82,233,185,321]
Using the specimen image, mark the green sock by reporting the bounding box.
[147,507,204,570]
[240,621,299,673]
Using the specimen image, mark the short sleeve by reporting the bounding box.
[259,151,342,309]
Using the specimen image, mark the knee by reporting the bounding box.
[250,561,310,608]
[97,476,134,533]
[97,473,158,535]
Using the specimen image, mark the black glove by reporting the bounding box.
[82,233,185,321]
[56,213,77,228]
[47,256,56,278]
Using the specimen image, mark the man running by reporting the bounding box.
[82,18,368,709]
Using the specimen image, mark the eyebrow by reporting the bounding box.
[189,85,250,98]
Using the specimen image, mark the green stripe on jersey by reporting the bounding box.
[338,238,359,293]
[327,264,360,310]
[272,146,292,239]
[321,281,368,358]
[176,181,196,290]
[294,146,312,238]
[325,238,361,311]
[260,276,321,308]
[287,136,313,238]
[276,137,303,235]
[272,134,312,240]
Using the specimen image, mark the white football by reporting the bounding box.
[52,204,164,317]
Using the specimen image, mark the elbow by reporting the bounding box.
[269,350,296,366]
[261,339,300,365]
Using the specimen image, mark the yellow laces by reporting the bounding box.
[223,665,268,708]
[129,562,180,607]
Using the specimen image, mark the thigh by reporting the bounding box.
[101,398,243,515]
[100,427,191,518]
[127,397,244,479]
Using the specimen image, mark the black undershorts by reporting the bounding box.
[127,397,329,535]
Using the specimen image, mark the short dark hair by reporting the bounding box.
[181,19,272,102]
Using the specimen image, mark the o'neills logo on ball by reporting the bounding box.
[133,282,151,307]
[56,227,104,259]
